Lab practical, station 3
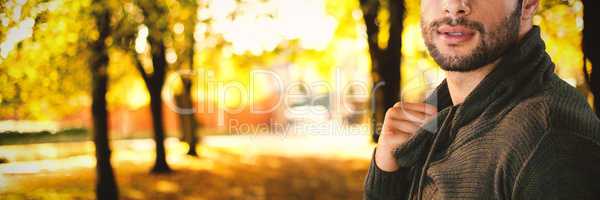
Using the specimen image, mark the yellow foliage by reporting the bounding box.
[0,0,589,120]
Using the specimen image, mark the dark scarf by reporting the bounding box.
[392,26,556,192]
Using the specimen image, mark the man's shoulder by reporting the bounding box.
[492,78,600,193]
[503,76,598,129]
[494,75,600,147]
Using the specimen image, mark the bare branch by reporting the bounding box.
[130,52,151,89]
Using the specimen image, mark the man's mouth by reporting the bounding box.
[436,25,476,45]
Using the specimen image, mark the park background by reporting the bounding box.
[0,0,598,199]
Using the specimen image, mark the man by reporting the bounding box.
[364,0,600,199]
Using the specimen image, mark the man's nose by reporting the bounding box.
[443,0,471,18]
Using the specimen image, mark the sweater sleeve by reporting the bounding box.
[364,149,412,200]
[511,129,600,200]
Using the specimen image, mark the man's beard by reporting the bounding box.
[422,7,522,72]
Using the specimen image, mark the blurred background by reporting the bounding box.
[0,0,597,199]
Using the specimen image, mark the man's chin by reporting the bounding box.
[434,56,486,72]
[439,65,482,72]
[436,45,477,58]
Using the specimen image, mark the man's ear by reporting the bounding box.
[521,0,540,21]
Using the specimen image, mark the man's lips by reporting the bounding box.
[436,25,476,45]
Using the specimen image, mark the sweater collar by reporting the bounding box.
[394,26,555,168]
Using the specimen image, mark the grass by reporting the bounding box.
[0,128,89,145]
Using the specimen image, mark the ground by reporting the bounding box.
[0,133,374,200]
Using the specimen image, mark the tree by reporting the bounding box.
[171,0,201,157]
[134,0,172,173]
[175,70,200,156]
[583,0,600,117]
[359,0,405,142]
[90,0,119,199]
[110,0,197,171]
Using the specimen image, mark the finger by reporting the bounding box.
[380,124,411,137]
[400,103,438,115]
[388,119,421,134]
[391,102,434,116]
[423,113,437,123]
[388,108,428,123]
[402,103,437,115]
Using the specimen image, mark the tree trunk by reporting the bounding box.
[148,39,172,174]
[175,79,199,156]
[360,0,405,142]
[583,0,600,117]
[177,8,200,157]
[149,87,171,173]
[90,1,119,199]
[134,0,173,174]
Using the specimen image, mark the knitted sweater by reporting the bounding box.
[364,26,600,200]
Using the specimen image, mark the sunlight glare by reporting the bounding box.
[0,18,35,58]
[135,25,149,54]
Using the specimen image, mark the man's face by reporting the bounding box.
[421,0,522,72]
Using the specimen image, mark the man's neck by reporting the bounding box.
[445,59,500,105]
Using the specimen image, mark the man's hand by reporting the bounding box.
[375,102,438,172]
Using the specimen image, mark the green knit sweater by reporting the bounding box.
[364,26,600,200]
